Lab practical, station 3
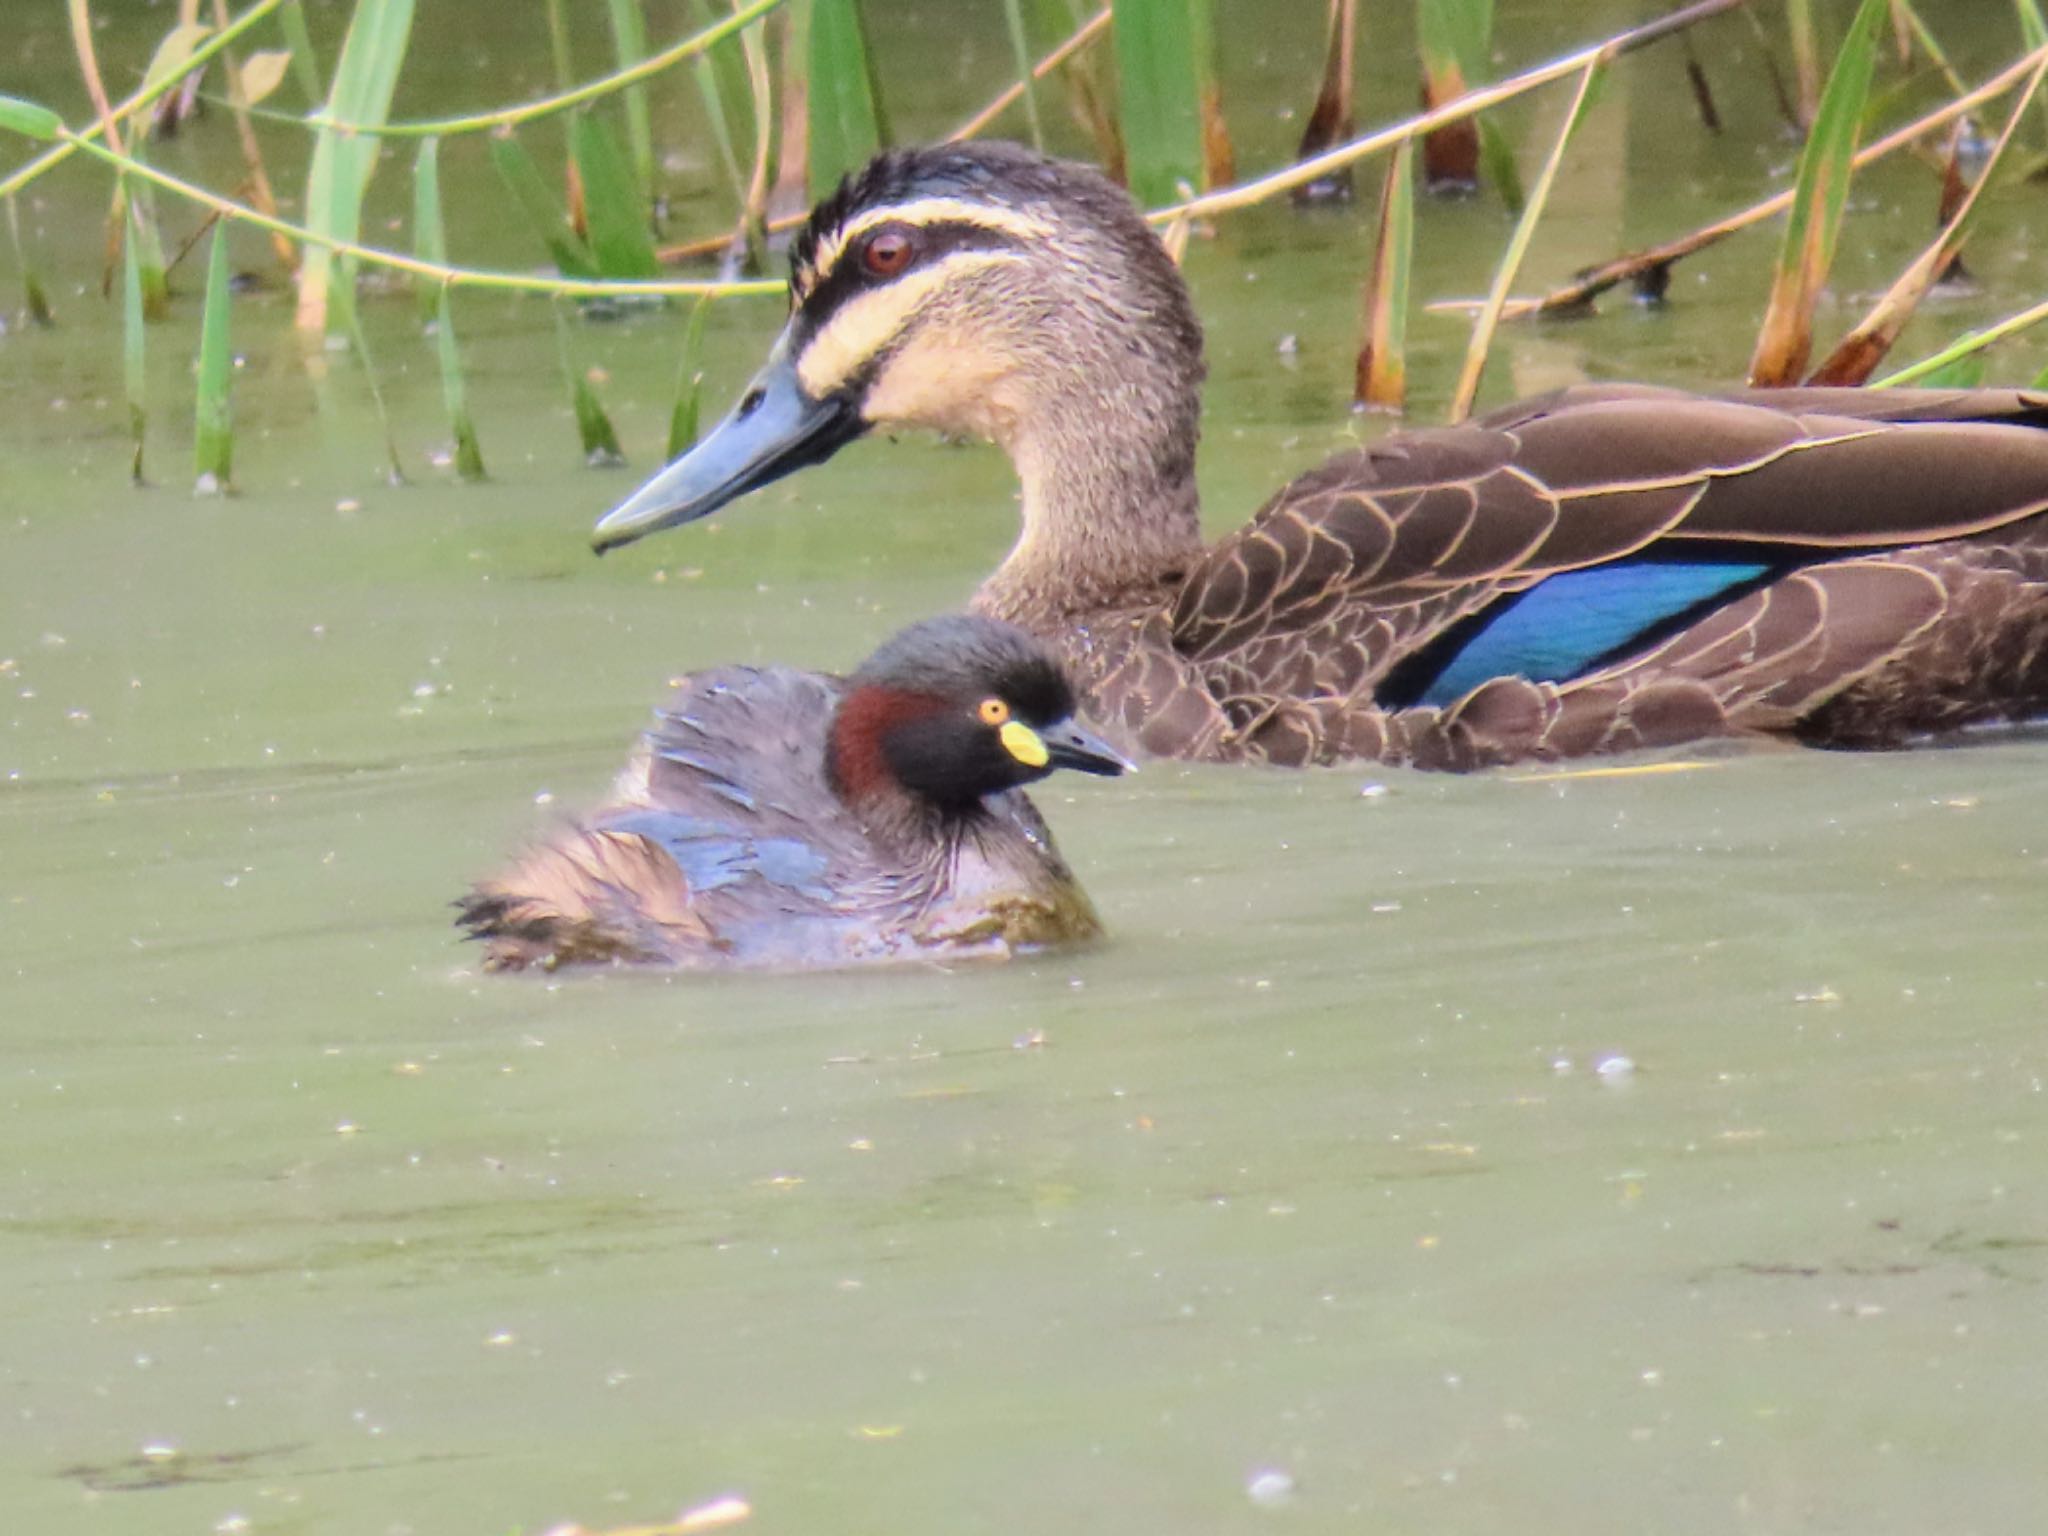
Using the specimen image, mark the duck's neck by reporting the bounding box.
[976,393,1205,625]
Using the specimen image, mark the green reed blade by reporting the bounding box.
[6,194,54,324]
[808,0,886,197]
[1476,118,1524,215]
[1917,346,1987,389]
[1187,0,1232,186]
[1748,0,1883,385]
[1292,0,1356,201]
[276,0,323,104]
[1355,137,1414,412]
[1032,0,1124,177]
[1001,0,1046,149]
[689,0,753,213]
[193,222,234,491]
[605,0,656,204]
[2020,0,2047,51]
[572,113,660,278]
[2017,0,2048,143]
[1111,0,1203,205]
[772,0,813,213]
[432,283,485,481]
[1786,0,1820,124]
[122,211,146,482]
[544,0,574,89]
[1415,0,1492,190]
[0,93,64,141]
[339,256,406,484]
[553,300,626,466]
[1449,56,1604,422]
[667,292,713,461]
[141,21,212,99]
[235,51,296,110]
[119,142,171,320]
[1810,46,2048,385]
[1419,0,1491,83]
[1886,0,1964,94]
[732,7,774,266]
[412,136,482,476]
[487,132,599,279]
[297,0,415,334]
[412,136,446,326]
[1880,291,2048,385]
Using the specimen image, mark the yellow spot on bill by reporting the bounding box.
[1000,720,1049,767]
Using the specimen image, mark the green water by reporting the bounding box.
[6,3,2048,1532]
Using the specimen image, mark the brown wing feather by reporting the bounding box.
[459,666,867,967]
[1131,387,2048,765]
[458,828,716,971]
[1477,383,2048,430]
[1172,393,2048,675]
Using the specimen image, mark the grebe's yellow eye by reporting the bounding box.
[978,697,1011,726]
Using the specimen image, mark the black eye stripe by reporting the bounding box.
[793,220,1019,334]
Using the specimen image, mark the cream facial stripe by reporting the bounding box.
[795,250,1022,397]
[795,198,1055,298]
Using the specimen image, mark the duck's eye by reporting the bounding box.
[978,697,1011,726]
[861,228,917,278]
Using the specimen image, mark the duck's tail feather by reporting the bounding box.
[456,827,713,971]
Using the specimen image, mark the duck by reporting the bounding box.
[458,614,1129,972]
[591,141,2048,771]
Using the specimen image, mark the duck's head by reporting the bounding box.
[593,142,1204,560]
[827,615,1131,817]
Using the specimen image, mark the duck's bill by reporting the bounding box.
[592,338,864,554]
[1041,720,1137,778]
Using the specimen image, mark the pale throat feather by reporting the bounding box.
[988,391,1205,621]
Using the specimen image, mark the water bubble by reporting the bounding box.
[1246,1468,1296,1507]
[1594,1054,1636,1084]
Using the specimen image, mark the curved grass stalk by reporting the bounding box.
[314,0,785,138]
[1112,0,1206,207]
[432,284,486,481]
[604,0,656,203]
[194,225,234,492]
[1149,0,1740,224]
[51,123,780,301]
[952,6,1110,140]
[295,0,414,334]
[1446,55,1605,422]
[121,212,146,482]
[1354,138,1414,411]
[1809,44,2048,385]
[663,0,1724,269]
[208,0,295,274]
[656,4,1111,265]
[667,293,714,460]
[1877,297,2048,386]
[1455,43,2048,321]
[0,0,286,201]
[554,299,626,466]
[1747,0,1885,386]
[999,0,1046,150]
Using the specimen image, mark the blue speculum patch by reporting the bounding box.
[1417,560,1775,706]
